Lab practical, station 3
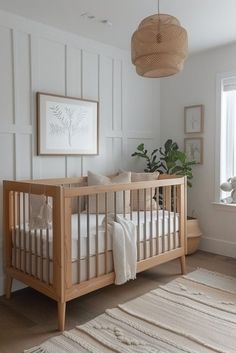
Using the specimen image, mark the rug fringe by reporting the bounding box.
[24,346,47,353]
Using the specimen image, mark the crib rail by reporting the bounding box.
[3,175,187,330]
[62,176,186,298]
[3,181,64,301]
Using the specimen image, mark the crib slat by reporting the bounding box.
[23,193,26,273]
[13,192,16,269]
[4,188,14,279]
[162,188,165,253]
[144,189,147,259]
[123,190,126,218]
[40,229,43,281]
[137,190,140,261]
[173,185,177,249]
[34,229,38,278]
[46,226,50,284]
[130,190,133,220]
[114,192,117,221]
[46,196,50,284]
[96,194,99,277]
[87,196,90,280]
[168,187,171,251]
[178,185,182,248]
[29,233,32,276]
[150,188,153,257]
[28,195,32,276]
[18,192,22,271]
[105,193,108,274]
[156,187,159,255]
[77,196,81,283]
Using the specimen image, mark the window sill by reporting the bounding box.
[212,202,236,212]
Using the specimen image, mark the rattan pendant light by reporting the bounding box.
[131,0,188,78]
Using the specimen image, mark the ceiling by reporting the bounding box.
[0,0,236,54]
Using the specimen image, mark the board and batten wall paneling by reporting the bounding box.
[0,27,14,126]
[15,134,32,179]
[160,43,236,258]
[82,50,99,101]
[0,9,160,295]
[0,133,15,252]
[65,46,82,177]
[14,31,31,126]
[113,59,123,131]
[66,46,82,98]
[0,134,15,181]
[99,55,113,133]
[37,37,67,178]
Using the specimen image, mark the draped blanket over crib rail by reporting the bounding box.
[104,213,137,285]
[3,174,187,331]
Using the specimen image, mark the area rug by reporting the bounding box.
[25,268,236,353]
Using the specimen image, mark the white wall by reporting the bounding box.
[160,43,236,258]
[0,10,160,295]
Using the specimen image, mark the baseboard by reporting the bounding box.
[200,236,236,258]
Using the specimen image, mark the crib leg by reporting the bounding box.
[58,301,66,331]
[5,274,12,299]
[180,255,187,275]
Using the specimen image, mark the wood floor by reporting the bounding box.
[0,250,236,353]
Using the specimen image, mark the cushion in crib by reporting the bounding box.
[131,172,159,211]
[29,194,52,230]
[86,171,131,214]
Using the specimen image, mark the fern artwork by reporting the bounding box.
[37,93,98,155]
[49,104,86,147]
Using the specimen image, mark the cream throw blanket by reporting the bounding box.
[103,214,137,285]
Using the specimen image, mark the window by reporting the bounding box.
[217,73,236,201]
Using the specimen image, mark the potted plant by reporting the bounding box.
[131,139,202,255]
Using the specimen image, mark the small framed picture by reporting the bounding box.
[184,138,203,164]
[37,92,99,156]
[184,105,204,134]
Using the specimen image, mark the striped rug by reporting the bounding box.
[25,269,236,353]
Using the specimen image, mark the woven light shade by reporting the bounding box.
[131,14,188,78]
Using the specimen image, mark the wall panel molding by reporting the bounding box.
[0,10,160,294]
[0,124,32,134]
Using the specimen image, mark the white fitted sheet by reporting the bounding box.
[72,210,179,260]
[14,210,179,261]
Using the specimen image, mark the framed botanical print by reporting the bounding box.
[184,105,204,134]
[184,138,203,164]
[37,92,99,155]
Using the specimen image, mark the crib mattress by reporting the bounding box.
[13,210,179,261]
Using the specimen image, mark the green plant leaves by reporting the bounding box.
[164,139,173,152]
[151,149,159,156]
[131,140,196,187]
[137,143,145,151]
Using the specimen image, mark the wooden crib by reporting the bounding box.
[3,174,187,331]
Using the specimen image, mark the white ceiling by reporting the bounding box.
[0,0,236,54]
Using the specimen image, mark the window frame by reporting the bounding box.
[215,71,236,204]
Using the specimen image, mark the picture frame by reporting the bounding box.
[184,138,203,164]
[37,92,99,156]
[184,105,204,134]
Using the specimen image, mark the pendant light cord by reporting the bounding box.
[156,0,161,43]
